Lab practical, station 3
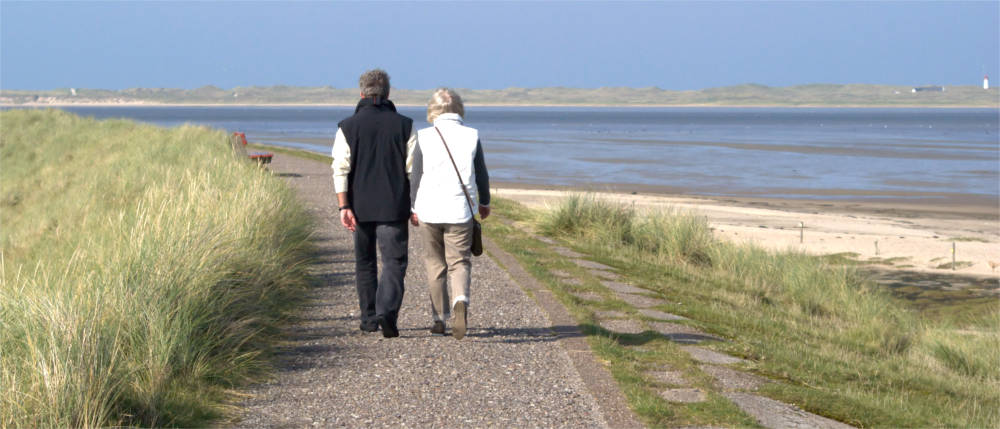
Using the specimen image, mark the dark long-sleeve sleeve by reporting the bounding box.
[473,139,490,206]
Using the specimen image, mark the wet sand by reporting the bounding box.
[493,184,1000,279]
[255,134,998,210]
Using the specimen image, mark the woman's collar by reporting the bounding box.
[433,113,464,125]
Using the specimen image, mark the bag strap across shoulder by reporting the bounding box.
[434,126,477,218]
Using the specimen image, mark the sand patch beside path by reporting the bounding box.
[495,188,1000,279]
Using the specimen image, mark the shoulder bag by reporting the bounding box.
[434,126,483,256]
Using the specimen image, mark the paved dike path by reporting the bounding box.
[236,155,856,428]
[235,156,636,428]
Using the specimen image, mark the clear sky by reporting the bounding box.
[1,1,997,90]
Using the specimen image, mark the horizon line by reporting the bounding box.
[1,82,994,92]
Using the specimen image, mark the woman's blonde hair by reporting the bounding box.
[426,88,465,123]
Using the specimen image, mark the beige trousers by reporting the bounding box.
[418,220,473,322]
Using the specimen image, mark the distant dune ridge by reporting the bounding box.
[2,83,997,107]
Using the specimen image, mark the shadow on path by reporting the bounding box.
[469,325,585,343]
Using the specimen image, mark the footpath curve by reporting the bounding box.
[234,155,638,427]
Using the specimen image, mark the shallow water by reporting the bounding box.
[33,105,1000,203]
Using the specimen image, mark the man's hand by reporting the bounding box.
[410,212,420,226]
[340,208,357,232]
[478,205,491,220]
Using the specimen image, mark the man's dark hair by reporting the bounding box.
[359,69,390,98]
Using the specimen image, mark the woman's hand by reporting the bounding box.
[478,205,491,220]
[410,212,420,226]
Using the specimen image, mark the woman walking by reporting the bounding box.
[409,88,491,340]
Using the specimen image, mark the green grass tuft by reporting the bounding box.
[541,194,714,267]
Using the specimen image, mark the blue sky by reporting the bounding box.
[2,1,997,90]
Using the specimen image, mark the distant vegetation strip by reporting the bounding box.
[0,110,313,427]
[2,83,997,107]
[486,195,998,427]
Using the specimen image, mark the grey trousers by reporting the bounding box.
[354,220,408,327]
[418,220,473,322]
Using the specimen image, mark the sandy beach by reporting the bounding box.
[494,186,1000,280]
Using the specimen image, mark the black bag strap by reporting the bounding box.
[434,126,477,218]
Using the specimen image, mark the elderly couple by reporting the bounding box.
[332,69,490,340]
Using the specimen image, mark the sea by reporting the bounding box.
[22,105,1000,204]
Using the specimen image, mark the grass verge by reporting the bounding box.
[485,194,998,428]
[1,110,313,427]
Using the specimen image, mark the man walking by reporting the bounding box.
[332,69,417,338]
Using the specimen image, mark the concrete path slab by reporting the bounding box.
[594,310,628,319]
[553,247,585,258]
[681,346,747,365]
[617,293,664,308]
[551,269,574,279]
[598,319,646,334]
[590,269,623,281]
[560,277,584,286]
[650,322,725,344]
[639,309,688,321]
[533,235,558,245]
[659,388,708,403]
[569,291,605,301]
[700,365,768,391]
[603,281,648,294]
[724,392,854,429]
[552,270,583,285]
[646,370,690,386]
[573,259,616,271]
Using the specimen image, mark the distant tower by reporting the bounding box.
[985,75,990,90]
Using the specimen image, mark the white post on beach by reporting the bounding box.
[799,222,804,244]
[875,240,879,256]
[952,242,956,270]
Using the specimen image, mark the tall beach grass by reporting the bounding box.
[538,194,998,427]
[0,110,313,427]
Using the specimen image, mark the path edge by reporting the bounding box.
[483,236,645,429]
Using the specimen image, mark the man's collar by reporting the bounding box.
[354,97,397,113]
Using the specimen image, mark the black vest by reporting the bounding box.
[338,98,413,222]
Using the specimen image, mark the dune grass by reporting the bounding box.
[0,110,313,427]
[489,194,998,427]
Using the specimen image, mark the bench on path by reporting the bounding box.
[229,132,273,166]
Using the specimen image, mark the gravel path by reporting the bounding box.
[234,156,609,428]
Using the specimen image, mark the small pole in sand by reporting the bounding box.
[952,242,956,270]
[799,222,804,244]
[875,240,879,256]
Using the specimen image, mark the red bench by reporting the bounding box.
[232,132,273,166]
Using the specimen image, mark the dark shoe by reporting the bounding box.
[379,317,399,338]
[360,322,379,333]
[453,302,467,340]
[430,321,445,336]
